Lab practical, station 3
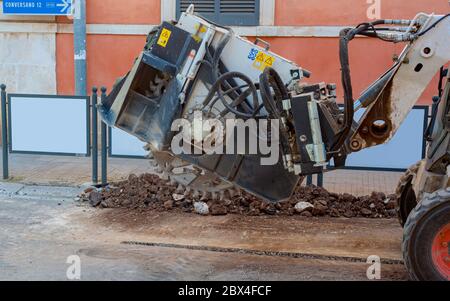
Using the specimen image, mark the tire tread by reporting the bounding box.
[402,188,450,280]
[395,161,421,226]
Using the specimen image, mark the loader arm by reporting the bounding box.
[344,13,450,154]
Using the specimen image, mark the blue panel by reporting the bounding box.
[345,107,427,170]
[9,95,88,156]
[3,0,72,15]
[110,127,147,158]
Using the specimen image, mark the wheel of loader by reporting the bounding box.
[395,161,422,227]
[403,189,450,281]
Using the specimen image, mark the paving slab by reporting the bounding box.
[18,185,82,199]
[0,182,25,195]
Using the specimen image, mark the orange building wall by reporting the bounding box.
[86,0,160,24]
[56,34,146,94]
[265,37,402,100]
[276,0,450,26]
[56,0,449,103]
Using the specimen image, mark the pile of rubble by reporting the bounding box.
[79,173,398,218]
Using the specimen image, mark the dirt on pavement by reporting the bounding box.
[0,182,408,280]
[83,207,407,280]
[79,173,398,218]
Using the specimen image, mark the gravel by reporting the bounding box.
[80,173,398,218]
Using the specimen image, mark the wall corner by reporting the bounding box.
[260,0,275,26]
[161,0,177,22]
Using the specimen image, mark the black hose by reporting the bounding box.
[208,84,249,110]
[332,15,449,152]
[258,67,292,154]
[331,28,355,151]
[264,67,289,99]
[202,71,262,119]
[259,67,288,119]
[332,20,389,151]
[202,44,250,110]
[259,73,279,119]
[199,29,273,119]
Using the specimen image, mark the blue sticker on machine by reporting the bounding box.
[248,48,259,61]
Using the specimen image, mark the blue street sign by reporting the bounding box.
[2,0,73,15]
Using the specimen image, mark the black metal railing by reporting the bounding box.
[0,84,112,186]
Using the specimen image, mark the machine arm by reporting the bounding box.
[339,14,450,154]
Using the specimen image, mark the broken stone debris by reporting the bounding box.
[294,201,314,213]
[78,173,398,218]
[193,201,209,215]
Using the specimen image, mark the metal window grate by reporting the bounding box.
[220,0,256,13]
[180,0,215,13]
[177,0,260,26]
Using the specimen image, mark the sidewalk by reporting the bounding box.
[2,153,152,186]
[0,153,404,196]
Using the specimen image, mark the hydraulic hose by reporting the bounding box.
[200,33,263,118]
[332,20,387,152]
[202,71,261,119]
[259,67,288,119]
[259,67,292,155]
[333,15,449,152]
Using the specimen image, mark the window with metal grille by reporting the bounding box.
[177,0,260,26]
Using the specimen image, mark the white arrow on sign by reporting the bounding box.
[56,0,71,13]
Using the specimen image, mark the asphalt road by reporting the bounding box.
[0,182,408,281]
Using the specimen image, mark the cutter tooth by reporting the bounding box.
[219,191,225,201]
[161,172,170,180]
[211,192,218,200]
[184,187,192,196]
[201,191,211,201]
[176,184,184,193]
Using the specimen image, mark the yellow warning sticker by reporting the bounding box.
[265,56,274,67]
[157,28,172,47]
[256,52,265,62]
[251,51,275,71]
[192,24,207,43]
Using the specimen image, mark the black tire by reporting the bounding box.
[403,189,450,281]
[395,161,421,227]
